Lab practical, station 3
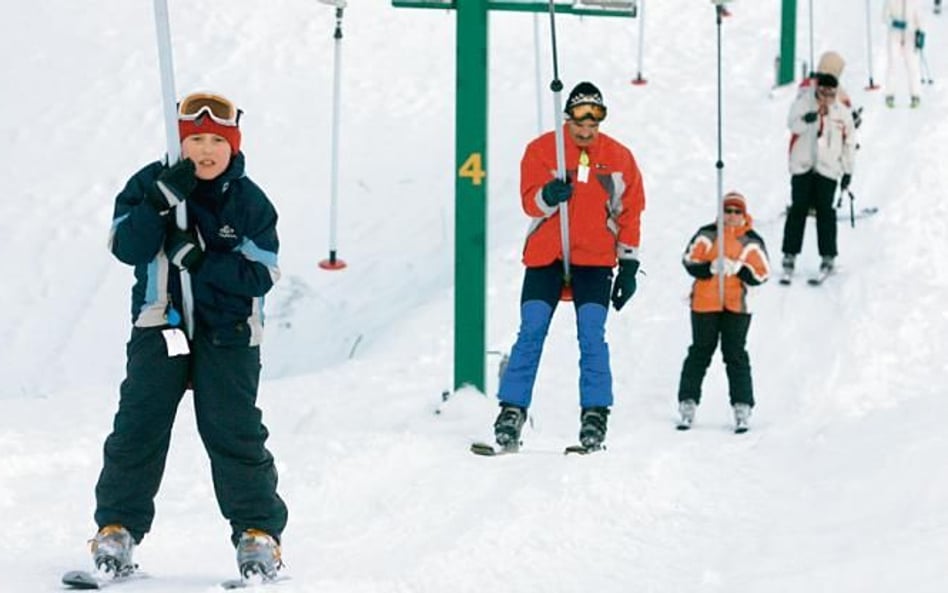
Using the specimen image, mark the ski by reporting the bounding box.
[62,569,144,590]
[734,421,750,434]
[221,575,290,589]
[807,269,833,286]
[470,441,517,456]
[676,418,693,430]
[563,444,604,455]
[778,270,793,285]
[837,206,879,221]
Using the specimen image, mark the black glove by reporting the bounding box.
[802,111,819,124]
[147,159,197,215]
[610,259,639,312]
[165,225,205,273]
[915,30,925,50]
[541,178,573,208]
[840,173,852,191]
[851,107,863,129]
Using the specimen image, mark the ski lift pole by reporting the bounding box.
[863,0,880,89]
[533,13,544,136]
[153,0,194,339]
[319,0,348,270]
[547,0,572,300]
[807,0,814,75]
[631,0,647,85]
[712,0,728,305]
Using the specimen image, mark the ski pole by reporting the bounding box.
[319,0,348,270]
[712,0,728,305]
[920,48,934,85]
[547,0,572,301]
[848,189,856,228]
[631,0,647,85]
[152,0,194,339]
[864,0,880,89]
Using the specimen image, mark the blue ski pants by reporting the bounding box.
[497,263,614,410]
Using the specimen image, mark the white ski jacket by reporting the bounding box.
[786,87,856,180]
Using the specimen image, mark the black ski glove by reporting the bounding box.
[147,159,197,215]
[165,225,205,273]
[802,111,819,124]
[852,107,863,129]
[611,259,639,312]
[840,173,852,191]
[541,178,573,208]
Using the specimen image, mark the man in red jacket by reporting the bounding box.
[492,82,646,452]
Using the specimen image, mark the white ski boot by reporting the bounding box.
[236,529,283,580]
[90,524,135,576]
[733,403,752,434]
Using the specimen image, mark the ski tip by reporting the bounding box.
[470,442,500,456]
[564,444,604,455]
[676,423,692,431]
[61,570,103,590]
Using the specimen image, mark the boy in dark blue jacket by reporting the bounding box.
[90,92,287,580]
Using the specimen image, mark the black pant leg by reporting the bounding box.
[677,312,722,404]
[190,331,288,545]
[720,312,754,407]
[781,173,814,255]
[95,328,189,543]
[813,174,839,257]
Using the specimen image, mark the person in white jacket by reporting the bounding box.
[883,0,925,107]
[780,72,856,277]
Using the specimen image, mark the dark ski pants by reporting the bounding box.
[498,262,613,410]
[677,311,755,408]
[782,171,839,258]
[94,327,288,546]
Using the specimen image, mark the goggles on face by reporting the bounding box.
[567,103,607,122]
[178,93,241,127]
[724,207,744,215]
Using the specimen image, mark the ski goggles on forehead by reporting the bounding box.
[178,93,241,126]
[567,103,607,122]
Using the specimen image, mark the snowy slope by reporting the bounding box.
[2,1,947,591]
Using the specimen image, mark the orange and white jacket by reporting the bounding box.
[520,127,645,268]
[682,216,770,313]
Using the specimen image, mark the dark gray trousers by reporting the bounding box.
[94,327,288,545]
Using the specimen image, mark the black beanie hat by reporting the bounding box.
[814,72,839,88]
[565,81,606,113]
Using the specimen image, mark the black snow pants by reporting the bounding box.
[94,327,288,545]
[781,171,839,258]
[677,311,754,408]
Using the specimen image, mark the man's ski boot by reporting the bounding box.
[885,95,895,108]
[493,404,527,451]
[910,95,921,109]
[677,399,697,430]
[236,529,283,580]
[578,407,610,451]
[733,403,752,434]
[90,524,136,576]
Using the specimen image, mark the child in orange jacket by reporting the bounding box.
[676,192,770,433]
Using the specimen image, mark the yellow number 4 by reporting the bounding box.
[458,153,486,186]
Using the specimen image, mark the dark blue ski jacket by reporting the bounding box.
[108,153,279,346]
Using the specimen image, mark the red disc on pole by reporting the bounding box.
[630,75,648,86]
[319,254,347,270]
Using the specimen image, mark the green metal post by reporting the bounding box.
[454,0,489,392]
[778,0,797,85]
